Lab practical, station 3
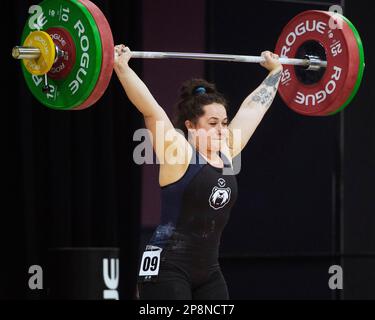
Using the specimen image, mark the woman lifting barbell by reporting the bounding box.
[114,44,283,300]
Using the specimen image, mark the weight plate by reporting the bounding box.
[47,27,77,80]
[23,30,56,76]
[74,0,114,110]
[21,0,103,110]
[275,10,363,116]
[328,14,365,115]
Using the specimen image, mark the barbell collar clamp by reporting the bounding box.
[305,55,325,71]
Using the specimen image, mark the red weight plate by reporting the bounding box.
[47,27,77,80]
[275,10,360,116]
[74,0,114,110]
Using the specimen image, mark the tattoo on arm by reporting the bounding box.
[251,71,282,109]
[252,87,272,105]
[264,71,282,88]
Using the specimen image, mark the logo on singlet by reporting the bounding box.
[209,178,232,210]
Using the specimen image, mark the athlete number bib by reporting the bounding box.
[139,245,162,282]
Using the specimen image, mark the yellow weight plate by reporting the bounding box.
[23,31,56,75]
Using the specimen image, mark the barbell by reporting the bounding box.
[12,0,365,116]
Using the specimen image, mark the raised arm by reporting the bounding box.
[114,45,162,118]
[228,51,283,158]
[114,45,190,165]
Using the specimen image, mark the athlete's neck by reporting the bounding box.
[189,141,223,166]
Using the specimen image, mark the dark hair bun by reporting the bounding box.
[179,79,217,100]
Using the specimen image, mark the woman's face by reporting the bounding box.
[186,103,229,153]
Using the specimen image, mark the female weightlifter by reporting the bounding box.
[114,44,282,300]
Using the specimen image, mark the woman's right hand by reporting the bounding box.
[114,44,132,72]
[260,51,283,72]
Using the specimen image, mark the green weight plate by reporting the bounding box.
[21,0,103,110]
[329,14,365,115]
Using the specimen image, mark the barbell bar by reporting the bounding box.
[12,45,327,69]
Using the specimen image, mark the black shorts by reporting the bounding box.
[138,259,229,300]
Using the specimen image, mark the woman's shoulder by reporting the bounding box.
[159,141,194,188]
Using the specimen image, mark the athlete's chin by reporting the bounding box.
[208,141,223,152]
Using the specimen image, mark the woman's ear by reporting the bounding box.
[185,120,194,130]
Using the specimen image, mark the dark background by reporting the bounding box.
[2,0,374,300]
